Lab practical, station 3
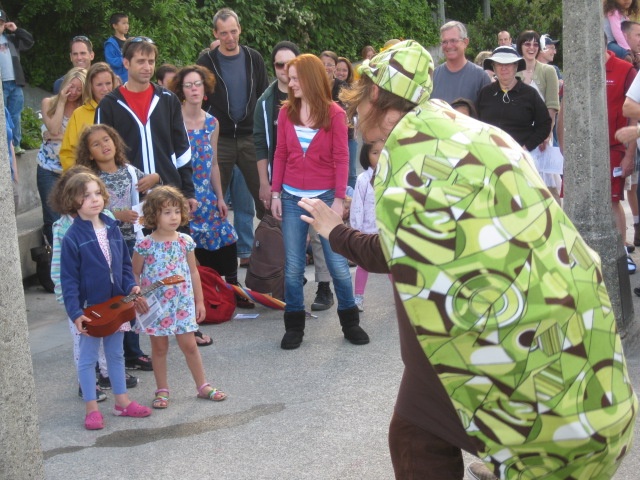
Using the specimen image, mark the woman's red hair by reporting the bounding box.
[285,54,333,130]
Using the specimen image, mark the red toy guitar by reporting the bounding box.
[82,275,185,337]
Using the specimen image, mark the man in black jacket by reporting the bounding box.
[197,7,268,221]
[0,10,34,155]
[96,37,195,209]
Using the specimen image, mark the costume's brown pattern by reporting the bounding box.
[375,99,637,479]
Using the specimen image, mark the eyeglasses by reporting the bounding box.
[323,63,336,68]
[441,38,464,46]
[274,62,286,70]
[523,41,539,48]
[183,80,204,89]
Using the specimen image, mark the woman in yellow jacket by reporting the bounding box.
[60,62,117,170]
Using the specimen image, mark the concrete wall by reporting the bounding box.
[16,149,40,214]
[16,85,52,280]
[16,149,44,280]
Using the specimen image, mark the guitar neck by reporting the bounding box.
[122,280,168,304]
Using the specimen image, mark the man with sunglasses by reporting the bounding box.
[53,35,94,94]
[96,37,195,211]
[431,20,490,104]
[253,41,300,208]
[197,7,269,224]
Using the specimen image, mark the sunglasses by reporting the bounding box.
[129,36,155,45]
[122,36,155,56]
[523,41,539,48]
[72,35,90,42]
[274,62,287,70]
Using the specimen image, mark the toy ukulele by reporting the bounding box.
[83,275,184,337]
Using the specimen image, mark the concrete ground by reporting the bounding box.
[25,213,640,480]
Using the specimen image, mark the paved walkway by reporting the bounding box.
[26,232,640,479]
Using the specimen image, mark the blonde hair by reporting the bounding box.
[83,62,115,104]
[47,67,86,118]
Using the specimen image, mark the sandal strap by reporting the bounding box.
[197,383,211,395]
[155,388,170,395]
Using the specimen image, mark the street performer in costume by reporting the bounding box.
[298,40,637,479]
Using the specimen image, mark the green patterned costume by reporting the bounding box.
[375,99,637,479]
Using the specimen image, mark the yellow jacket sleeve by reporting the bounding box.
[60,102,96,171]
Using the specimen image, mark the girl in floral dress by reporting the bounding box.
[132,186,227,408]
[170,65,253,309]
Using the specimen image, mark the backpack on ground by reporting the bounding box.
[246,214,285,301]
[197,265,236,324]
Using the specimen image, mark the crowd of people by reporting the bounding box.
[4,3,640,479]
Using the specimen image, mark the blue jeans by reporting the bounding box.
[79,331,126,401]
[281,190,355,312]
[36,165,61,244]
[348,138,359,189]
[3,80,23,147]
[225,166,255,258]
[608,41,629,60]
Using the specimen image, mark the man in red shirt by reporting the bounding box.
[96,37,195,211]
[605,48,637,245]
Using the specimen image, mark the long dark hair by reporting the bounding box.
[76,124,129,172]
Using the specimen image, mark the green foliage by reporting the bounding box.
[8,0,439,90]
[20,107,42,150]
[444,0,484,24]
[5,0,560,89]
[11,0,212,89]
[466,0,563,67]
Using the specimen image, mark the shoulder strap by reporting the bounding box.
[126,164,140,205]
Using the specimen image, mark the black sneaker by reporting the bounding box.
[311,282,334,311]
[98,373,139,390]
[78,385,107,402]
[125,355,153,371]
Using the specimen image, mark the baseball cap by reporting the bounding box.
[0,10,8,22]
[357,39,434,105]
[540,34,559,50]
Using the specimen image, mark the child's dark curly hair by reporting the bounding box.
[49,165,94,214]
[141,186,190,230]
[76,124,129,173]
[59,172,110,215]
